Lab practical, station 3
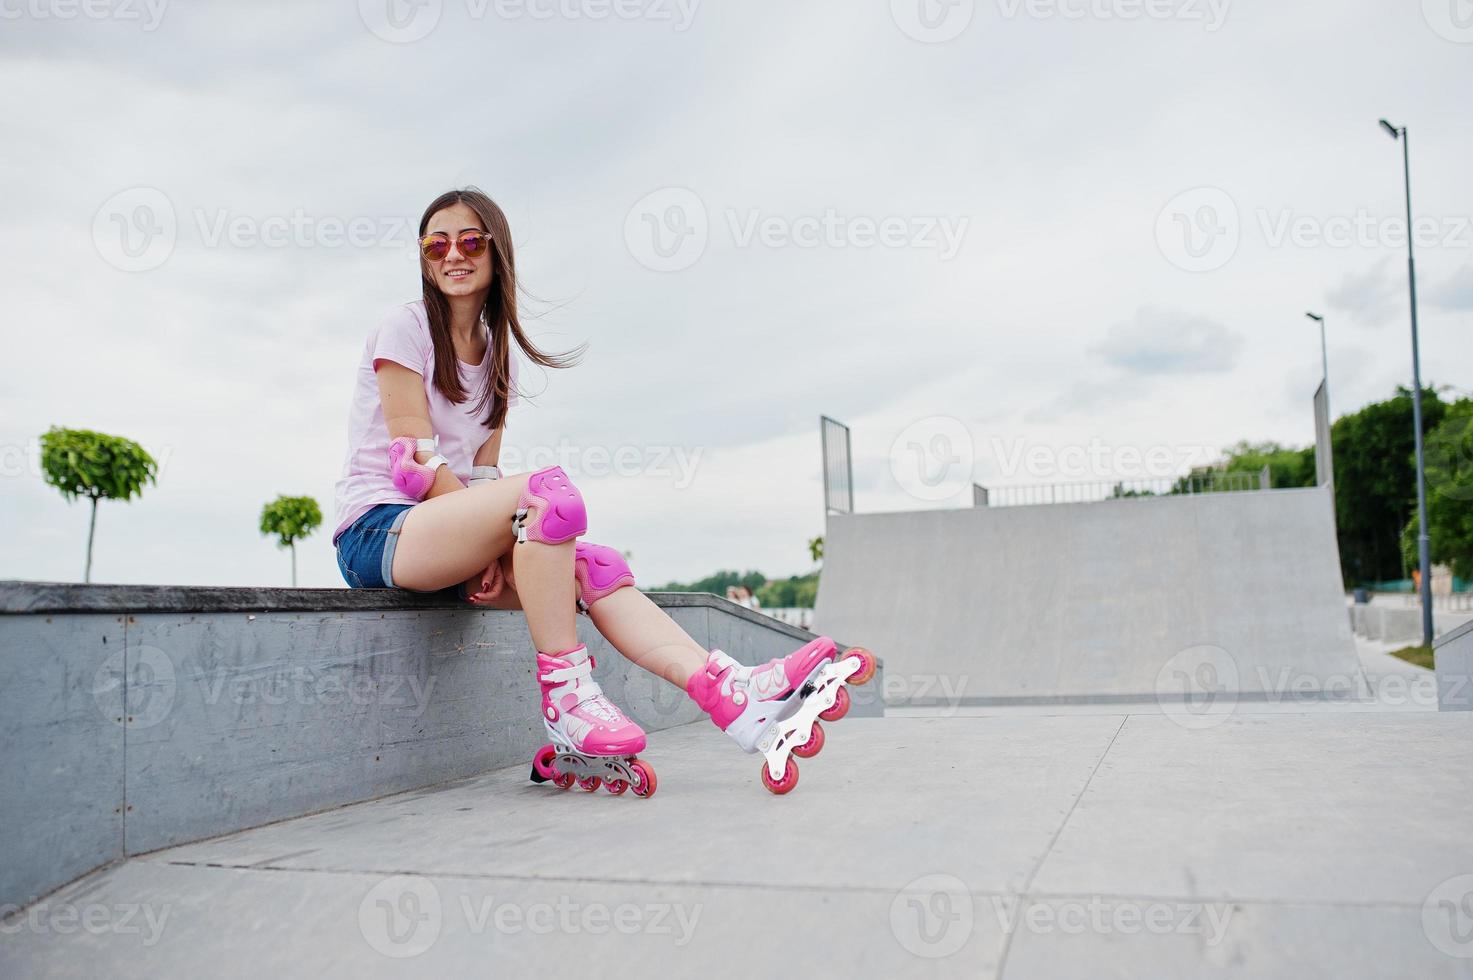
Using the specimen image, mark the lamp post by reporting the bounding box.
[1305,311,1328,417]
[1379,117,1433,646]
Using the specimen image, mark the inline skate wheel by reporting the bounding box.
[845,648,876,686]
[531,744,558,782]
[761,757,799,795]
[578,776,602,792]
[629,759,658,798]
[819,686,851,722]
[553,771,576,790]
[792,720,825,758]
[605,778,628,795]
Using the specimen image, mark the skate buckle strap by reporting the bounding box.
[706,650,739,676]
[541,658,593,684]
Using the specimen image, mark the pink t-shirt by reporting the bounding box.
[332,300,517,545]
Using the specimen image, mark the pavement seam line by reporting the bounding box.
[144,860,1441,911]
[995,713,1130,979]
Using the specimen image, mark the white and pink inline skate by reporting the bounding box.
[686,636,876,795]
[529,644,657,798]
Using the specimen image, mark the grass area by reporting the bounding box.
[1388,645,1435,670]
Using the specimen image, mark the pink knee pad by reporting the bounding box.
[514,466,588,545]
[388,436,439,500]
[574,541,636,611]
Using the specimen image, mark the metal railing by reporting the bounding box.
[978,472,1266,508]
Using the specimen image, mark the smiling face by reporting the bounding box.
[421,202,495,299]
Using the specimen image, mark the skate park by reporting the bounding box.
[8,4,1473,974]
[6,440,1473,977]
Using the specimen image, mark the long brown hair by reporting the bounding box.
[418,187,583,430]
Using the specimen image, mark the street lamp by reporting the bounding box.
[1305,311,1328,416]
[1379,117,1433,646]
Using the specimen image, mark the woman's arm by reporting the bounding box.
[375,360,463,499]
[473,425,504,469]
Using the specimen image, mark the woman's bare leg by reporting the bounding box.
[586,588,708,690]
[389,476,578,653]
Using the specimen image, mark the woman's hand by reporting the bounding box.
[464,558,505,606]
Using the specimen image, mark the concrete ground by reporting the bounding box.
[6,648,1472,979]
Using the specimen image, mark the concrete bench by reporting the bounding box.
[0,582,881,910]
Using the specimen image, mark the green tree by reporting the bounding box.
[807,535,824,565]
[1333,386,1446,584]
[757,572,820,608]
[1401,399,1473,580]
[39,426,158,583]
[654,569,767,595]
[260,495,322,587]
[1219,440,1316,489]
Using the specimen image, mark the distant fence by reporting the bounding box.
[1363,591,1473,612]
[763,606,814,630]
[977,471,1266,508]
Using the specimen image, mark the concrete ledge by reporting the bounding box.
[1349,602,1428,643]
[0,581,879,910]
[1434,617,1473,711]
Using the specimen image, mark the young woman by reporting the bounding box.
[331,188,873,795]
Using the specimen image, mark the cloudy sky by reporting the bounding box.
[3,0,1470,589]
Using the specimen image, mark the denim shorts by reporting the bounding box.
[336,503,414,589]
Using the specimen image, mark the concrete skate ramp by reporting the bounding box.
[814,486,1360,705]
